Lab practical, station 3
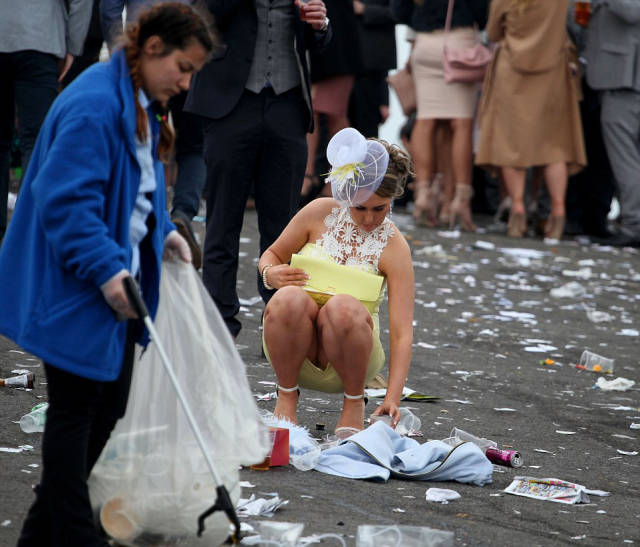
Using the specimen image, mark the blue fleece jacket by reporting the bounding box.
[0,51,174,381]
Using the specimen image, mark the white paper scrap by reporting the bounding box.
[616,450,638,456]
[236,495,289,517]
[556,430,577,435]
[426,488,461,504]
[494,408,518,412]
[596,377,635,392]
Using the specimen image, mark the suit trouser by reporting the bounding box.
[601,89,640,238]
[202,86,308,336]
[565,80,615,236]
[17,321,139,547]
[348,70,389,139]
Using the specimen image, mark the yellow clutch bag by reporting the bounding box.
[290,254,384,313]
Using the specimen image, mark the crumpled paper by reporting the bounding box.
[595,377,635,392]
[236,494,289,517]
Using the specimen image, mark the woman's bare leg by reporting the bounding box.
[502,166,528,237]
[502,166,527,215]
[316,295,373,431]
[264,286,319,423]
[543,162,568,218]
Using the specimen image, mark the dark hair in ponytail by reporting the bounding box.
[120,2,216,162]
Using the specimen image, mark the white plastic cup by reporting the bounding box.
[396,408,421,436]
[579,350,614,373]
[19,403,48,433]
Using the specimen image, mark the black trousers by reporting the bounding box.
[0,50,58,241]
[348,70,389,139]
[17,322,139,547]
[202,86,308,336]
[565,80,615,236]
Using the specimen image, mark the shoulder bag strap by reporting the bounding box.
[445,0,455,34]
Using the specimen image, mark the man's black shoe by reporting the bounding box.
[171,209,203,269]
[590,231,640,248]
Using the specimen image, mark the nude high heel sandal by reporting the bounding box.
[449,184,476,232]
[412,178,439,227]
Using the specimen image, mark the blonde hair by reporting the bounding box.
[370,138,414,199]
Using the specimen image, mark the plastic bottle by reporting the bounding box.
[20,402,48,433]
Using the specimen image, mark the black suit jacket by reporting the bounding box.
[184,0,331,131]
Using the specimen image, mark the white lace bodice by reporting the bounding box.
[314,206,394,274]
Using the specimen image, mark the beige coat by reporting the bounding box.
[475,0,586,174]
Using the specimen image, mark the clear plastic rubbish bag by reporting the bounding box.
[89,259,270,546]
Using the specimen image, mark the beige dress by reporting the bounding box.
[475,0,586,174]
[411,27,480,119]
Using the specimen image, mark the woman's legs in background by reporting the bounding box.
[502,166,527,237]
[435,122,453,226]
[264,287,319,423]
[543,161,568,239]
[410,118,438,226]
[449,117,476,231]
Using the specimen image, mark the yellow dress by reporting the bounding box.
[262,206,392,393]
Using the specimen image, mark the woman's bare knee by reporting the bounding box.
[319,295,372,332]
[265,287,316,325]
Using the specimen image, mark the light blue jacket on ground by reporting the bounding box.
[315,421,494,485]
[0,50,174,381]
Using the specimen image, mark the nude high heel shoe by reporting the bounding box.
[544,216,565,241]
[412,179,439,227]
[506,211,527,238]
[449,184,476,232]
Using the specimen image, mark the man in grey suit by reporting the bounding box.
[585,0,640,247]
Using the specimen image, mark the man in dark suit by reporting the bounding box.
[349,0,397,138]
[185,0,331,337]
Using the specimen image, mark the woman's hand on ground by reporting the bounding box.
[266,265,309,289]
[371,399,401,427]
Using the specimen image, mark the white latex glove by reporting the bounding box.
[164,230,192,263]
[100,269,138,319]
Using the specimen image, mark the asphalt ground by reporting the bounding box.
[1,208,639,546]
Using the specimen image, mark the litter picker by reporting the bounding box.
[123,276,242,543]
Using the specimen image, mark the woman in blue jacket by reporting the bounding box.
[0,4,215,545]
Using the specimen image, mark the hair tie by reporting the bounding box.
[156,113,167,123]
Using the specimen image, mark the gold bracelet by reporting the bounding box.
[261,264,274,290]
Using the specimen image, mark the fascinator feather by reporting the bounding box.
[326,128,389,206]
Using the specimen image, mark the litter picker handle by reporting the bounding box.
[123,276,149,319]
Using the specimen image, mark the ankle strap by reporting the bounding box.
[344,392,365,400]
[277,384,299,393]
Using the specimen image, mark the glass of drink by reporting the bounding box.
[575,0,592,27]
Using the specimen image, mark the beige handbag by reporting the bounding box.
[387,64,417,116]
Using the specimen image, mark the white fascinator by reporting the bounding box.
[326,128,390,207]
